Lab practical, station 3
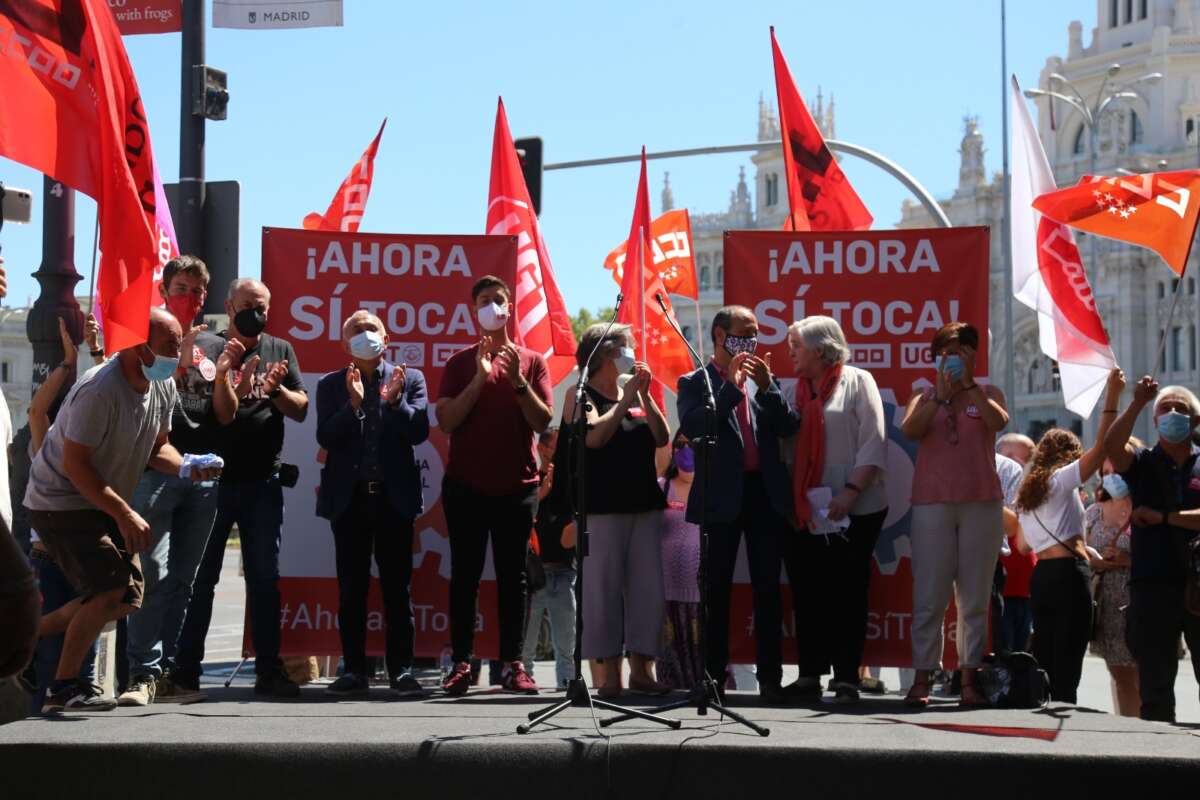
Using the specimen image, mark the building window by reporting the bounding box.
[1073,125,1087,156]
[715,259,724,290]
[1173,278,1180,294]
[1110,0,1119,27]
[1161,330,1168,373]
[1124,0,1133,24]
[1173,326,1185,372]
[0,361,8,383]
[1139,0,1147,20]
[698,253,711,292]
[1188,118,1197,146]
[1158,281,1166,299]
[1190,278,1196,295]
[1191,325,1197,371]
[1131,110,1143,145]
[765,173,779,207]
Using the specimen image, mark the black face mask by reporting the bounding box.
[234,307,267,337]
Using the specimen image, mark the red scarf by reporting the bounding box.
[793,364,843,526]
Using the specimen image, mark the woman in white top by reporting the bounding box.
[783,316,888,705]
[1015,368,1124,703]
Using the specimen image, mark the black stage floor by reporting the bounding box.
[1,684,1198,799]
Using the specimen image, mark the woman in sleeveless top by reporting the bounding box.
[1014,369,1123,704]
[657,431,702,690]
[561,323,670,698]
[900,322,1009,708]
[1086,466,1139,716]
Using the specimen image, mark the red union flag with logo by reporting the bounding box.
[604,208,699,299]
[1010,77,1115,416]
[617,150,694,395]
[486,98,576,384]
[1032,168,1200,276]
[0,0,166,350]
[304,118,385,233]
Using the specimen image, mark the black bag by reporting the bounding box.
[975,651,1050,709]
[526,547,547,592]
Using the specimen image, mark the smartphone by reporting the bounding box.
[1,185,33,224]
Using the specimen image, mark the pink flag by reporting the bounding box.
[1010,76,1116,416]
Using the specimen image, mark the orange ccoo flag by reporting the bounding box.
[603,209,699,299]
[1032,170,1200,275]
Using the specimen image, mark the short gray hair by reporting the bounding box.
[341,309,385,339]
[1154,384,1200,417]
[227,278,270,302]
[996,432,1035,455]
[576,323,633,377]
[787,315,850,366]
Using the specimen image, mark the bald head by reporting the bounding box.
[997,432,1035,466]
[147,306,183,359]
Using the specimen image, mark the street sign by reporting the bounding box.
[109,0,182,36]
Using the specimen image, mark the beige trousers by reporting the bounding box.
[909,500,1004,670]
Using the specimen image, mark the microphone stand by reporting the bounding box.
[600,293,769,737]
[519,294,680,734]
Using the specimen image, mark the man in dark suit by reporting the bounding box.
[317,311,430,699]
[677,305,799,704]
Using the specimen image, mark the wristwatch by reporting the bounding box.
[267,386,283,400]
[513,381,529,396]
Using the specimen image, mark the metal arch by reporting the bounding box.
[825,139,952,228]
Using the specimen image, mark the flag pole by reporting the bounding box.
[1151,269,1188,381]
[638,224,647,360]
[1000,0,1017,418]
[694,297,704,362]
[87,215,99,315]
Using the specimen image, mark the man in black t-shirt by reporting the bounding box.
[1105,376,1200,723]
[119,256,238,707]
[175,278,309,699]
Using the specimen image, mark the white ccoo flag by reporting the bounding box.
[1010,75,1116,417]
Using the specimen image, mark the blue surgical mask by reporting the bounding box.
[349,330,385,360]
[613,346,636,374]
[140,347,179,382]
[936,354,965,382]
[1157,410,1193,444]
[723,334,758,357]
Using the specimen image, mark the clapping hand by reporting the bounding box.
[729,352,752,389]
[497,343,523,387]
[84,313,102,359]
[347,364,365,409]
[476,336,495,378]
[631,361,653,399]
[179,322,208,370]
[234,354,261,398]
[262,359,290,397]
[385,363,407,405]
[58,317,77,367]
[216,338,245,381]
[748,353,773,389]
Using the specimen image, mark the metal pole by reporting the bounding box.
[179,0,206,272]
[547,139,953,229]
[1000,0,1016,420]
[27,176,83,397]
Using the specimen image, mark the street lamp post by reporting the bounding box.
[1023,64,1162,285]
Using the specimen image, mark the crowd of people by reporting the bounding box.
[0,255,1197,724]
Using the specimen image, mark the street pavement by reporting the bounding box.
[202,546,1199,722]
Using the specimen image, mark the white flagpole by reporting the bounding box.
[638,224,647,360]
[694,296,704,362]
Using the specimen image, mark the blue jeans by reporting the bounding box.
[521,565,577,688]
[1000,595,1034,654]
[126,472,219,681]
[176,475,284,680]
[30,550,96,712]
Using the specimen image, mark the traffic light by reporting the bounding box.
[514,137,543,215]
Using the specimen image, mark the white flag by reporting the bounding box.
[1010,75,1116,417]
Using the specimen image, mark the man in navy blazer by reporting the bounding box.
[316,310,429,699]
[677,305,800,704]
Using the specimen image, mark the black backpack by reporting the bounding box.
[975,651,1050,709]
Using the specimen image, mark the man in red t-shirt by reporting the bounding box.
[436,275,554,696]
[997,433,1037,652]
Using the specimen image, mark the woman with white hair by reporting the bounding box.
[783,315,888,704]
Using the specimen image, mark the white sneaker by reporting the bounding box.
[117,678,156,707]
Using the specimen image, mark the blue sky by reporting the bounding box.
[0,0,1089,313]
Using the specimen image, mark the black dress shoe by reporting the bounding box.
[780,679,823,704]
[758,683,789,706]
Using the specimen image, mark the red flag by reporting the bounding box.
[603,209,699,299]
[1032,170,1200,275]
[617,150,694,399]
[0,0,164,351]
[486,98,576,384]
[304,119,386,233]
[771,27,873,232]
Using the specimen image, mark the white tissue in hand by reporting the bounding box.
[180,453,224,479]
[806,488,850,535]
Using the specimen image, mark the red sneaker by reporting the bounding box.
[502,661,539,694]
[443,662,473,697]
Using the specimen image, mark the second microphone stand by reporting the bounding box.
[600,293,769,737]
[519,296,680,734]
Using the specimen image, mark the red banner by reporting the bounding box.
[724,227,990,667]
[109,0,182,35]
[260,227,518,658]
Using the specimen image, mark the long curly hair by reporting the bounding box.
[1015,428,1084,513]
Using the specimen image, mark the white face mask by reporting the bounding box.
[476,301,509,332]
[612,347,636,374]
[348,330,385,360]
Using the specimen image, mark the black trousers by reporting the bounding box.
[331,487,416,677]
[792,509,886,684]
[1029,558,1092,704]
[1126,581,1200,723]
[706,472,795,689]
[443,478,537,663]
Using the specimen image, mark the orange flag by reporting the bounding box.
[603,209,698,299]
[304,119,386,233]
[771,27,873,232]
[617,150,694,398]
[1032,170,1200,275]
[0,0,164,351]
